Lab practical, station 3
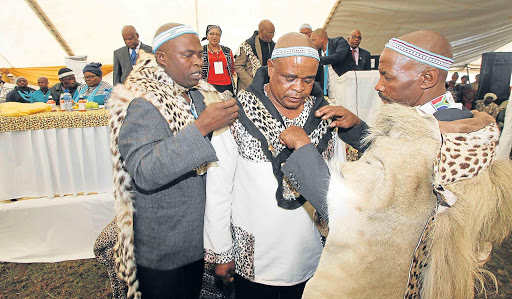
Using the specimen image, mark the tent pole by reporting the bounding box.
[323,0,341,29]
[24,0,75,57]
[195,0,199,31]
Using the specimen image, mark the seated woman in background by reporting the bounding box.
[201,25,236,94]
[76,62,112,105]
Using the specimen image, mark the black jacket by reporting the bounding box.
[357,47,372,71]
[6,86,35,103]
[315,36,358,88]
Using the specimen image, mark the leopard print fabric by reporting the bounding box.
[231,224,256,281]
[404,123,501,298]
[105,50,221,299]
[238,42,261,78]
[237,88,335,202]
[404,211,436,299]
[93,218,127,299]
[0,109,109,132]
[434,123,499,185]
[203,87,335,277]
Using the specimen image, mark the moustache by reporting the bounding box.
[378,91,394,103]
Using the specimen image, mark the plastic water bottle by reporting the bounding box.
[60,93,66,111]
[63,90,73,112]
[103,89,111,106]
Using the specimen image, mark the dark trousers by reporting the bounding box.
[136,259,204,299]
[234,274,307,299]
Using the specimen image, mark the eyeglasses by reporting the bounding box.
[84,75,98,80]
[208,32,221,36]
[350,35,362,40]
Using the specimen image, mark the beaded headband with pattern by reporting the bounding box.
[300,24,312,30]
[153,25,198,53]
[271,46,320,61]
[385,38,453,71]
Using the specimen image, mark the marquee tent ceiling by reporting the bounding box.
[1,0,511,70]
[0,0,335,68]
[324,0,512,68]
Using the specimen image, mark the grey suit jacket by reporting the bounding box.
[118,91,217,270]
[113,43,152,85]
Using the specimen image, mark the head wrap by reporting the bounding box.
[153,25,198,53]
[15,76,27,83]
[300,24,312,30]
[385,38,453,71]
[58,67,75,79]
[202,25,222,41]
[484,92,497,101]
[83,62,103,77]
[271,46,320,61]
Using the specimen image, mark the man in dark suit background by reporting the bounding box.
[348,29,371,71]
[113,25,152,85]
[311,28,357,98]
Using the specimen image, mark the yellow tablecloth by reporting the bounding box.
[0,109,110,132]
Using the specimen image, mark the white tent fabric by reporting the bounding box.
[324,0,512,67]
[0,0,336,68]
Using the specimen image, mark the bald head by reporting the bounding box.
[258,20,275,42]
[37,76,49,91]
[267,32,319,115]
[310,28,328,51]
[400,30,453,62]
[153,23,184,53]
[275,32,316,49]
[153,23,203,88]
[398,30,452,82]
[311,28,327,38]
[376,30,453,106]
[122,25,139,49]
[348,30,362,48]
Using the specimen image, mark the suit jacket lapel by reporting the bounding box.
[123,46,132,66]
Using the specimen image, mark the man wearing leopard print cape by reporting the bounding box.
[300,30,512,299]
[204,32,368,299]
[234,20,276,91]
[99,23,238,299]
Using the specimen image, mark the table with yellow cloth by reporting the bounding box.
[0,106,115,262]
[0,108,113,200]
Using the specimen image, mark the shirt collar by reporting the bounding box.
[130,42,141,53]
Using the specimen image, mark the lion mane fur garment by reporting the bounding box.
[303,103,512,299]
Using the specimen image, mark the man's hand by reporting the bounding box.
[315,105,361,128]
[195,98,238,136]
[279,126,311,149]
[438,110,496,134]
[215,260,235,284]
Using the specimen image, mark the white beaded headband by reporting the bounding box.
[300,24,312,30]
[58,72,74,79]
[153,25,198,53]
[271,46,320,61]
[385,38,453,71]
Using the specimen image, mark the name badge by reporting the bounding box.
[214,61,224,74]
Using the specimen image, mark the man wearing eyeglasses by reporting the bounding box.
[348,29,371,71]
